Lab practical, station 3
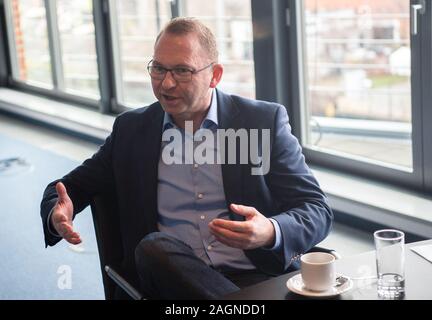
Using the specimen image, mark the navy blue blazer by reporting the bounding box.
[41,89,333,287]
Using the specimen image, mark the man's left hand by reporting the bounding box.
[208,204,275,250]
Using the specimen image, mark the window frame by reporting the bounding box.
[1,0,430,197]
[419,0,432,193]
[249,0,278,102]
[2,0,101,110]
[284,0,431,194]
[2,0,260,114]
[45,0,64,91]
[106,0,174,112]
[93,0,117,114]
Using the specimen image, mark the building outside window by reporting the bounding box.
[57,0,100,98]
[7,0,53,87]
[181,0,255,100]
[112,0,255,108]
[299,0,412,170]
[111,0,171,107]
[6,0,100,99]
[5,0,255,109]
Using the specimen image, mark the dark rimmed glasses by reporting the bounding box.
[147,60,214,82]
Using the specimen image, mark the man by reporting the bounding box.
[41,17,333,299]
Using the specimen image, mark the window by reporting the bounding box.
[110,0,171,108]
[4,0,100,101]
[289,0,432,192]
[110,0,255,108]
[181,0,256,99]
[299,0,412,169]
[3,0,256,111]
[57,0,100,98]
[6,0,52,87]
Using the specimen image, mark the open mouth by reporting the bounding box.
[162,94,179,101]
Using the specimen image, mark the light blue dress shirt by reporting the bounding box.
[157,90,282,272]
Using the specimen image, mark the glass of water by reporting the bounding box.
[374,229,405,299]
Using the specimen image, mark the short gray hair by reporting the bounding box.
[155,17,219,62]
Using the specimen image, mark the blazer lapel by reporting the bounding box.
[217,90,245,222]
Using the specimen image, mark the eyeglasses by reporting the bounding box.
[147,60,214,82]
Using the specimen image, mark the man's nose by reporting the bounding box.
[161,71,177,89]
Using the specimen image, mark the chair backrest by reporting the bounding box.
[90,192,123,300]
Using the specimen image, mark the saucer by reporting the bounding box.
[286,274,353,298]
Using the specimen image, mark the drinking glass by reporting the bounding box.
[374,229,405,299]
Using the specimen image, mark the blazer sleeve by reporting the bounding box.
[40,118,118,247]
[263,105,333,271]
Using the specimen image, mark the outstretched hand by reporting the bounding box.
[208,204,275,250]
[50,182,82,245]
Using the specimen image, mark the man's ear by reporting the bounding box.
[210,64,223,88]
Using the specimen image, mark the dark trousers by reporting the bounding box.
[134,232,271,300]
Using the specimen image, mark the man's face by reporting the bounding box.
[151,32,222,123]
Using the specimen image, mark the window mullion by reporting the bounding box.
[107,0,125,110]
[409,0,427,191]
[155,0,162,30]
[44,0,64,91]
[287,0,306,142]
[171,0,181,18]
[0,1,9,85]
[251,0,277,103]
[93,0,116,114]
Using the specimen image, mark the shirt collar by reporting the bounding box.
[162,90,218,132]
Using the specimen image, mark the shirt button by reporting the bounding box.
[200,215,205,220]
[207,245,212,251]
[197,193,204,199]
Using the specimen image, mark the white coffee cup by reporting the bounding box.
[300,252,336,292]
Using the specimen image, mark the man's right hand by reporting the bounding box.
[51,182,82,245]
